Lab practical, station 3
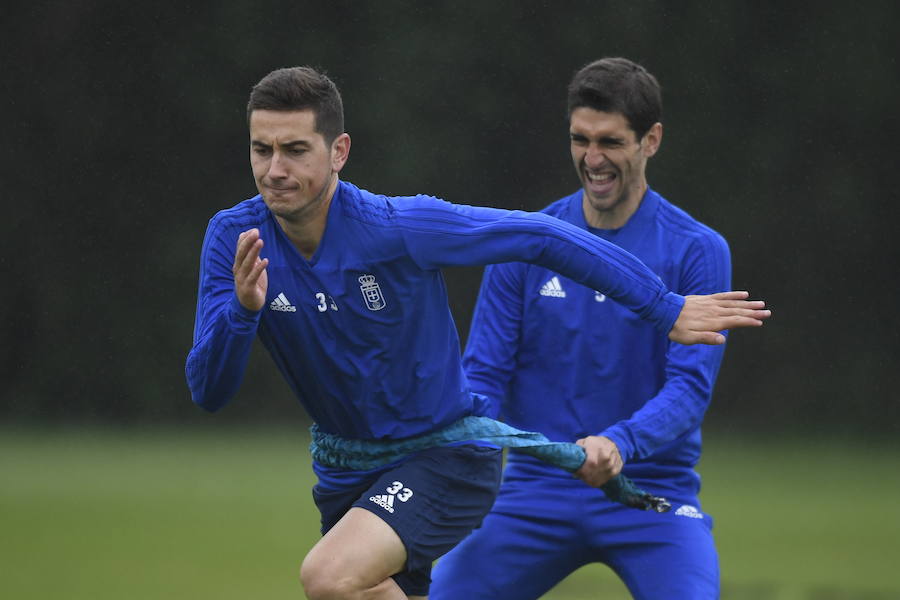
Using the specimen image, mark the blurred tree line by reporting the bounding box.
[2,1,898,434]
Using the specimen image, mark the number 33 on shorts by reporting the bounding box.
[387,481,414,502]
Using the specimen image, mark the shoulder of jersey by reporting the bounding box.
[209,195,269,231]
[655,196,726,244]
[340,182,399,224]
[540,194,576,219]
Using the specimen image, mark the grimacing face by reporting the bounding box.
[249,109,348,223]
[569,107,660,227]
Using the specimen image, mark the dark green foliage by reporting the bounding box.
[2,2,899,432]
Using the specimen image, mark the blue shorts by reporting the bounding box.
[431,458,719,600]
[312,444,502,596]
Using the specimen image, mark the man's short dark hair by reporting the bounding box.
[247,66,344,145]
[567,58,662,141]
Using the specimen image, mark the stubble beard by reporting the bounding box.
[268,172,336,225]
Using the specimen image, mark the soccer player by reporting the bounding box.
[185,66,768,600]
[431,58,732,599]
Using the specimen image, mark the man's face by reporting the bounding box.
[249,109,346,222]
[569,107,660,224]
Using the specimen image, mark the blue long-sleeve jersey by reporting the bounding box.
[463,188,730,483]
[186,181,686,442]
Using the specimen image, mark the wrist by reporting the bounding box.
[599,428,633,464]
[228,294,262,332]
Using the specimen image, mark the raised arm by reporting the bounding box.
[185,222,266,411]
[397,197,768,344]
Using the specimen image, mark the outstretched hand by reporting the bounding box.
[670,291,770,345]
[233,228,269,312]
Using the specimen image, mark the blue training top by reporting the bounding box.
[186,180,684,445]
[463,188,730,486]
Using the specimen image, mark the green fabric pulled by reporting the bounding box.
[310,416,670,512]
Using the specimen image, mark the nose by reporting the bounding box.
[585,145,607,168]
[267,151,288,179]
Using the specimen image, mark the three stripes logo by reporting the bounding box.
[539,276,567,298]
[369,480,414,514]
[369,493,396,513]
[269,292,297,312]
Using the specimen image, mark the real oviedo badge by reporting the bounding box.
[359,274,386,311]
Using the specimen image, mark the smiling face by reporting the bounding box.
[569,106,661,229]
[249,109,349,225]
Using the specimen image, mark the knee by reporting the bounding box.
[300,552,363,600]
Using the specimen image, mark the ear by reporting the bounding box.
[330,133,351,173]
[641,122,663,158]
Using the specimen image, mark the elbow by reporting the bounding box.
[665,377,714,429]
[189,384,228,413]
[193,395,223,413]
[683,388,713,427]
[186,371,226,414]
[186,353,225,413]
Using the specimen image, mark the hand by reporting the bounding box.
[233,228,269,311]
[574,436,622,488]
[669,291,770,345]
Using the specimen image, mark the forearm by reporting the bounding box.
[185,295,260,411]
[601,341,726,462]
[601,385,707,464]
[401,202,684,333]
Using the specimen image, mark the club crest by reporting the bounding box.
[359,274,386,311]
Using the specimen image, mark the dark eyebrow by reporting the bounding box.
[568,132,626,145]
[281,140,311,149]
[250,139,311,148]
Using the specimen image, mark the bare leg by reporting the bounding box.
[301,507,416,599]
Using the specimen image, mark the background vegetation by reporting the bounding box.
[3,0,899,432]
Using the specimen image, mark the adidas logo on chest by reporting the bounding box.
[539,276,567,298]
[269,292,297,312]
[538,276,608,302]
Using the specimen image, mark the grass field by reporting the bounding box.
[2,426,898,599]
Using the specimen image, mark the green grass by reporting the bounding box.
[2,427,898,599]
